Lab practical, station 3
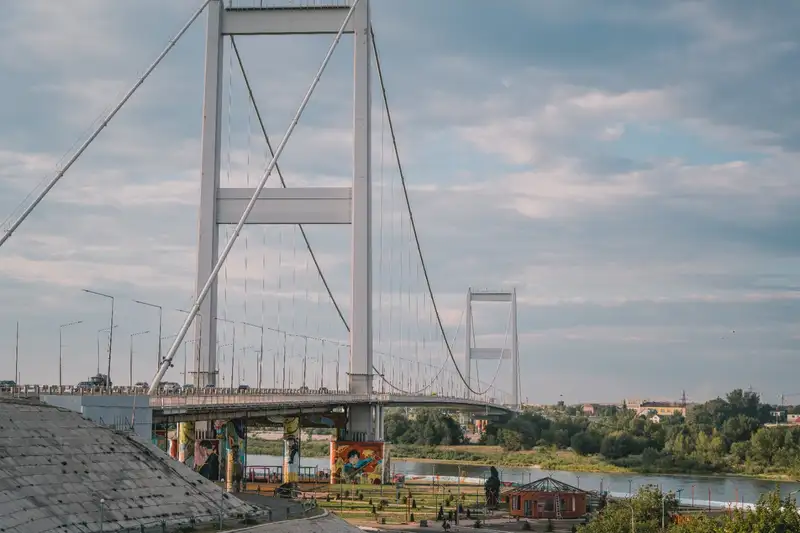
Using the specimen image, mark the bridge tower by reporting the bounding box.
[194,1,378,439]
[464,288,520,409]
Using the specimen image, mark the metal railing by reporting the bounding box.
[0,385,514,410]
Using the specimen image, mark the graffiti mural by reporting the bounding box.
[152,428,167,452]
[330,441,385,485]
[283,417,301,482]
[177,421,195,466]
[195,439,220,481]
[168,438,178,460]
[211,419,247,483]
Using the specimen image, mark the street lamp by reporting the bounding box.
[217,317,236,387]
[176,308,203,386]
[97,326,119,376]
[59,320,83,387]
[129,330,150,387]
[83,288,115,388]
[242,321,264,388]
[132,299,162,371]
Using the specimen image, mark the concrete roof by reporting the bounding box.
[0,398,261,532]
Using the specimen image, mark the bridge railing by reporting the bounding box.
[0,385,513,410]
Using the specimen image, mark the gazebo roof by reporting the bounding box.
[505,476,586,494]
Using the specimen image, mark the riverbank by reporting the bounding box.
[246,439,799,482]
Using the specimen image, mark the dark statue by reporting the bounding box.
[484,466,501,508]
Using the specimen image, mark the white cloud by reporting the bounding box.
[2,0,800,402]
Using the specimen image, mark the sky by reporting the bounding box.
[0,0,799,405]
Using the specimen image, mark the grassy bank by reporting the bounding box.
[245,439,799,481]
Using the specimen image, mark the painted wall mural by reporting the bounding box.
[330,441,386,485]
[206,419,247,484]
[177,421,195,467]
[195,439,220,481]
[283,417,301,483]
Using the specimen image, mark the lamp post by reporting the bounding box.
[182,339,198,387]
[83,288,115,388]
[242,321,264,389]
[129,330,150,387]
[97,326,118,375]
[132,299,162,370]
[176,308,203,385]
[59,320,83,387]
[14,321,19,385]
[217,317,236,388]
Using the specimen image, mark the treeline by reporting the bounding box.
[581,485,800,532]
[484,389,800,476]
[384,409,465,446]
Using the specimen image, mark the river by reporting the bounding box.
[248,454,800,505]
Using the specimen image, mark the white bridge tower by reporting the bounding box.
[194,1,377,439]
[464,288,520,409]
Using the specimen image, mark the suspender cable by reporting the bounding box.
[0,0,211,249]
[149,0,361,394]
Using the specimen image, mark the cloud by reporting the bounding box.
[1,0,800,403]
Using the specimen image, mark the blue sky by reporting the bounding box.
[0,0,799,404]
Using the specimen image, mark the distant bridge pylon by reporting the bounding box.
[464,288,519,409]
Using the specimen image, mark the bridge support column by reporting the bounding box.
[194,0,224,387]
[283,417,301,483]
[347,0,374,438]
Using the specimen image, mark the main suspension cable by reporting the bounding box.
[371,28,492,397]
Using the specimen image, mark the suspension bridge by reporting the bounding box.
[1,0,520,482]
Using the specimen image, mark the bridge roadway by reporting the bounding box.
[1,386,514,423]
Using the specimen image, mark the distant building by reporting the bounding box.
[636,401,686,418]
[788,414,800,424]
[582,404,595,416]
[505,476,589,519]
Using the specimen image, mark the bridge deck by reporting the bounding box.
[1,386,515,423]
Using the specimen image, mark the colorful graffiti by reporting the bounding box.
[195,439,220,481]
[330,441,385,485]
[206,419,247,485]
[168,438,178,460]
[283,417,301,482]
[177,421,195,466]
[152,429,167,452]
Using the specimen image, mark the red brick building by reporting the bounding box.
[506,476,588,519]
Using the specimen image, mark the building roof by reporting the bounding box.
[640,401,685,408]
[504,476,587,494]
[0,397,260,530]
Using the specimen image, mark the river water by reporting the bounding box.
[248,454,800,505]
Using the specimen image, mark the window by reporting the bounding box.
[512,495,521,511]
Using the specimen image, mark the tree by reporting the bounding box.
[579,485,678,533]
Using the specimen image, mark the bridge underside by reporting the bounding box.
[153,399,512,424]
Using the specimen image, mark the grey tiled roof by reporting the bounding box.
[0,398,259,532]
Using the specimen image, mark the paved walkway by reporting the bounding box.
[232,511,362,532]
